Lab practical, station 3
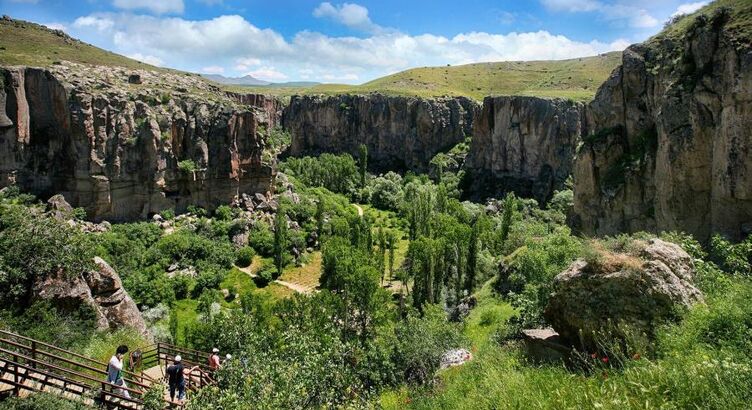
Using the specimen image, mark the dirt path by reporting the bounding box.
[236,264,316,294]
[353,204,364,217]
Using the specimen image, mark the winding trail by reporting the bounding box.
[353,204,364,217]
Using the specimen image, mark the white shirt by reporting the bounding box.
[108,355,123,383]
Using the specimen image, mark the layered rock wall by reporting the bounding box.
[464,96,585,203]
[283,94,478,172]
[572,7,752,241]
[0,65,279,221]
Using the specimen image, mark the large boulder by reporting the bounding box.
[33,257,148,335]
[544,239,703,350]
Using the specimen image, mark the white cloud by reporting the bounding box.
[73,15,115,31]
[201,65,225,74]
[234,57,262,71]
[671,1,710,18]
[244,67,288,81]
[541,0,658,28]
[112,0,184,15]
[313,2,385,33]
[126,53,164,66]
[68,12,630,84]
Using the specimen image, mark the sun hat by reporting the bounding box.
[212,348,219,353]
[175,355,182,362]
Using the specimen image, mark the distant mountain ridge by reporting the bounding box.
[202,74,321,88]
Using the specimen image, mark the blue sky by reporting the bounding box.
[0,0,711,83]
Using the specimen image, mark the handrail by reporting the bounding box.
[0,353,146,408]
[0,345,146,398]
[0,329,149,384]
[0,336,151,390]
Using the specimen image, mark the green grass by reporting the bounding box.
[380,277,752,410]
[173,298,200,344]
[0,18,175,72]
[653,0,752,45]
[226,53,622,102]
[279,251,322,289]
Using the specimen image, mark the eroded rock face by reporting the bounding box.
[33,257,147,335]
[0,63,280,221]
[283,94,479,172]
[573,7,752,241]
[464,96,584,203]
[544,239,703,350]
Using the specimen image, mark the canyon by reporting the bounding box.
[1,4,750,243]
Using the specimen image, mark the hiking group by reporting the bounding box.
[105,344,231,404]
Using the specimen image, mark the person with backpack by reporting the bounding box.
[166,355,198,403]
[107,345,130,399]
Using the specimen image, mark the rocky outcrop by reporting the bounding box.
[283,94,478,172]
[0,62,280,221]
[544,239,703,350]
[573,5,752,241]
[464,96,584,203]
[33,257,147,335]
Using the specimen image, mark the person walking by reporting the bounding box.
[208,348,221,371]
[107,345,130,399]
[166,355,198,404]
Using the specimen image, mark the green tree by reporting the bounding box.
[465,215,481,293]
[358,144,368,188]
[387,231,397,281]
[499,192,517,245]
[273,210,289,277]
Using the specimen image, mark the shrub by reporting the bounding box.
[178,159,198,173]
[249,222,275,256]
[235,246,255,268]
[72,207,87,220]
[160,208,175,220]
[370,172,404,211]
[214,205,233,221]
[393,304,466,385]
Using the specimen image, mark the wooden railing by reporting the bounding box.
[0,330,217,408]
[141,342,215,392]
[0,329,155,388]
[0,347,145,409]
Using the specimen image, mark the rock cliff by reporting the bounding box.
[464,96,584,203]
[34,257,148,335]
[572,3,752,241]
[0,62,280,221]
[283,94,478,172]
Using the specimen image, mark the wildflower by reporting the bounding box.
[601,357,609,364]
[632,353,641,360]
[591,353,598,359]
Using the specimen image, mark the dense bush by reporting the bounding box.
[235,246,255,267]
[281,153,359,197]
[370,172,404,211]
[0,203,95,307]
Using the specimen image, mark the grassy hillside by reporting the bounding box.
[0,17,171,72]
[655,0,752,44]
[226,52,622,101]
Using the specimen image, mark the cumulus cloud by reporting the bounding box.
[43,22,67,31]
[112,0,184,15]
[68,12,629,84]
[541,0,658,28]
[313,2,386,33]
[671,1,710,18]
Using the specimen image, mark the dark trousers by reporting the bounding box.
[169,380,185,400]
